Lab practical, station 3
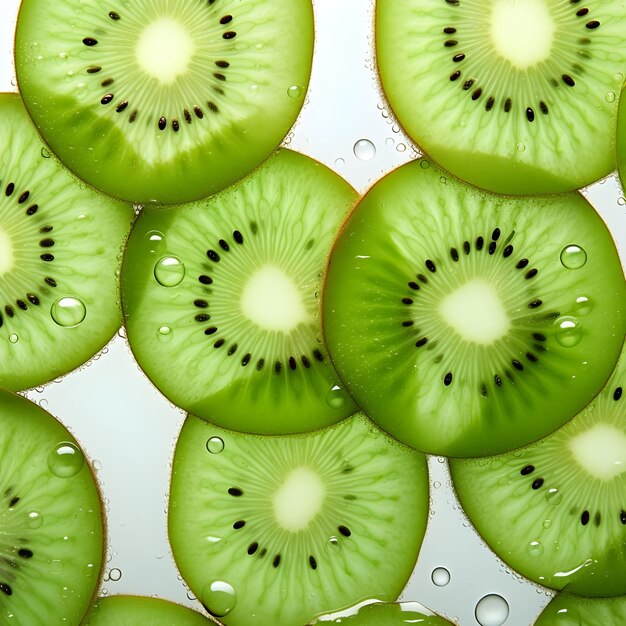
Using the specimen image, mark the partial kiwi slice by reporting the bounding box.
[122,149,358,434]
[450,339,626,596]
[0,390,104,624]
[168,413,429,625]
[618,83,626,194]
[535,592,626,625]
[0,92,133,391]
[376,0,626,194]
[311,600,453,625]
[83,595,213,625]
[322,158,626,457]
[14,0,313,204]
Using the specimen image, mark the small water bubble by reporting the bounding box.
[325,385,348,409]
[201,580,237,617]
[108,568,122,582]
[526,540,544,557]
[439,176,447,184]
[156,326,173,342]
[327,536,340,550]
[10,77,16,87]
[475,594,509,626]
[47,442,84,478]
[50,296,87,327]
[58,52,68,60]
[433,480,441,489]
[353,139,376,161]
[287,85,303,99]
[516,143,526,152]
[543,519,552,529]
[573,295,593,316]
[187,590,197,601]
[8,334,18,344]
[560,244,587,269]
[249,83,259,94]
[396,143,407,152]
[431,567,451,586]
[392,124,400,133]
[92,459,102,471]
[385,137,395,147]
[545,488,562,505]
[420,160,430,169]
[26,510,43,529]
[554,608,581,625]
[605,91,616,103]
[554,316,582,348]
[206,437,225,454]
[154,256,185,288]
[335,158,345,168]
[618,197,626,206]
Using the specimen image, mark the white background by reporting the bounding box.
[1,1,625,625]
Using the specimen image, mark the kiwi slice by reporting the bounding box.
[0,92,133,391]
[322,158,626,457]
[14,0,313,204]
[450,339,626,596]
[121,149,358,434]
[168,413,429,625]
[376,0,626,194]
[0,389,104,624]
[311,600,453,625]
[83,595,213,625]
[535,592,626,625]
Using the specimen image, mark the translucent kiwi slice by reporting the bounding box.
[376,0,626,194]
[15,0,313,204]
[0,390,104,624]
[450,340,626,596]
[121,149,358,434]
[83,595,213,625]
[311,600,453,625]
[535,592,626,625]
[0,93,133,391]
[168,413,429,625]
[322,158,626,457]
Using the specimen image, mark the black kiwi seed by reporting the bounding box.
[309,556,317,570]
[581,510,590,525]
[531,478,544,489]
[338,525,352,537]
[614,387,622,401]
[0,583,12,596]
[272,554,281,568]
[520,465,535,475]
[108,11,120,20]
[82,37,98,46]
[247,542,258,555]
[233,520,245,529]
[228,487,243,497]
[620,510,626,524]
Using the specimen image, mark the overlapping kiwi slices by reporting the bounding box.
[323,158,626,457]
[376,0,626,194]
[0,390,104,624]
[121,149,358,434]
[168,413,429,625]
[450,339,626,596]
[83,595,212,625]
[535,592,626,625]
[0,93,133,391]
[14,0,314,204]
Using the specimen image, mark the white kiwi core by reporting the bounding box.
[490,0,555,69]
[439,279,510,344]
[135,18,194,83]
[240,265,312,332]
[0,230,13,275]
[272,466,326,532]
[569,424,626,480]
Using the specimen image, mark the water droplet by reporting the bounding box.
[433,480,442,489]
[545,488,562,505]
[26,510,43,529]
[92,459,102,471]
[50,296,87,327]
[431,567,451,586]
[543,519,552,529]
[206,437,225,454]
[156,326,173,342]
[526,540,544,557]
[154,256,185,288]
[325,385,348,409]
[249,83,259,94]
[439,176,447,184]
[554,608,581,625]
[108,568,122,582]
[516,143,526,152]
[353,139,376,161]
[327,536,340,548]
[58,52,68,60]
[201,580,237,617]
[573,295,593,316]
[396,143,407,152]
[335,158,345,167]
[420,160,430,169]
[475,594,509,626]
[605,91,616,103]
[8,334,18,344]
[47,442,84,478]
[385,137,395,147]
[287,85,303,99]
[560,244,587,269]
[618,197,626,206]
[554,316,582,348]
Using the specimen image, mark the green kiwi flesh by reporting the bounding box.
[0,92,133,391]
[535,592,626,625]
[618,83,626,194]
[14,0,313,204]
[450,339,626,596]
[0,390,104,624]
[83,595,213,625]
[310,600,453,625]
[322,158,626,457]
[168,413,429,625]
[122,149,358,434]
[376,0,626,194]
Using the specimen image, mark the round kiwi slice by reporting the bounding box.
[0,389,104,624]
[14,0,314,204]
[322,158,626,457]
[450,339,626,596]
[310,600,453,625]
[83,595,213,625]
[535,592,626,625]
[168,413,429,625]
[121,148,358,434]
[0,92,133,391]
[376,0,626,194]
